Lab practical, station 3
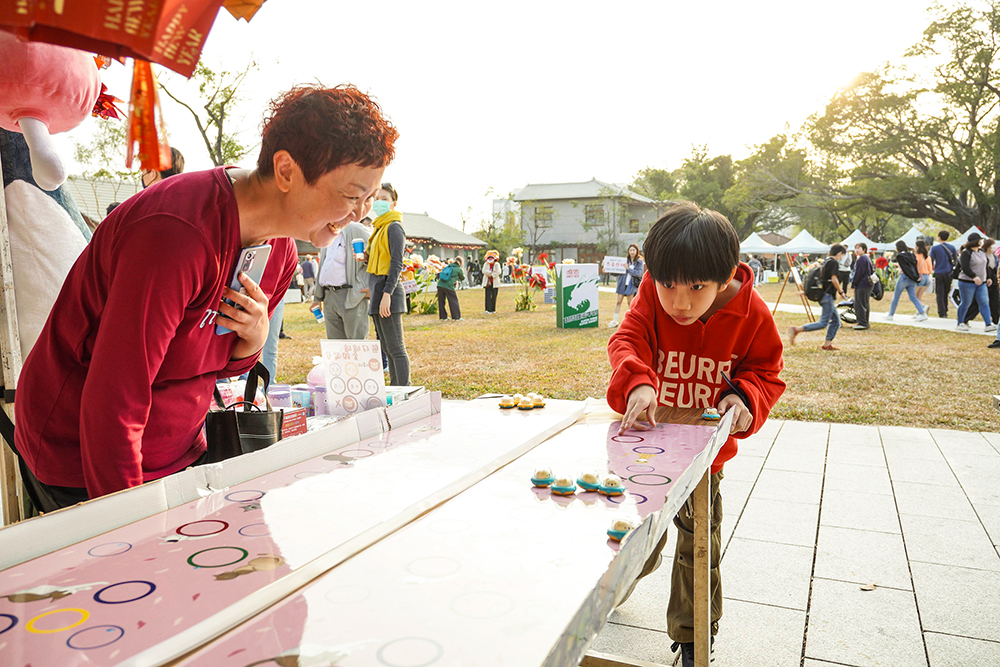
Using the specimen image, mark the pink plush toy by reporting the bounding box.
[0,32,100,191]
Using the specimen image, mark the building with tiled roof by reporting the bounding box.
[506,178,661,264]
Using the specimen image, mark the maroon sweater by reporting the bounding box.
[15,168,297,498]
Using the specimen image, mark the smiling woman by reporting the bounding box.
[13,83,398,512]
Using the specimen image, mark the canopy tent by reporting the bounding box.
[740,232,778,255]
[773,229,830,254]
[954,225,987,248]
[841,228,881,251]
[891,225,928,249]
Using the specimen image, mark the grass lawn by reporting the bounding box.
[277,283,1000,433]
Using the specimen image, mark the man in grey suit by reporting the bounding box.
[313,221,371,339]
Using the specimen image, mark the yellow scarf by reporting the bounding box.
[367,211,403,276]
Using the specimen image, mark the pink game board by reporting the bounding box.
[174,411,729,667]
[0,400,583,667]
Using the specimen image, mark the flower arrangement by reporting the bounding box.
[406,253,440,315]
[508,247,547,311]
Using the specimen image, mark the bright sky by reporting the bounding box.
[59,0,935,232]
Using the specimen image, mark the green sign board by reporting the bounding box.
[556,263,599,328]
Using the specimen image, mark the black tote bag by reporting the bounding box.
[204,362,283,464]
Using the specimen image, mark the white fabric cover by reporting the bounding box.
[6,179,87,360]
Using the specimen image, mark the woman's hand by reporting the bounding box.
[619,384,657,434]
[975,277,983,285]
[718,393,752,434]
[379,292,392,318]
[219,272,269,360]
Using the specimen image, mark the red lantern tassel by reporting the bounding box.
[126,60,171,171]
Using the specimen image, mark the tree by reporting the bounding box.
[805,1,1000,237]
[73,120,140,219]
[159,59,258,166]
[472,194,525,260]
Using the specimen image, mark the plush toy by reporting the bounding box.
[2,127,90,361]
[0,31,101,191]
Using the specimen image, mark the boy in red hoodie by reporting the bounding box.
[607,202,785,667]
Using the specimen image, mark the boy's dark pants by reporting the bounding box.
[935,274,952,317]
[438,287,461,320]
[854,284,871,327]
[635,470,724,642]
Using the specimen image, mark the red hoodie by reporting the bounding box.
[15,168,297,498]
[607,263,785,473]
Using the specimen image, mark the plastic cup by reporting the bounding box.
[352,239,365,260]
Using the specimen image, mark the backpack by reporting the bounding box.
[871,274,884,300]
[439,264,454,283]
[804,262,828,302]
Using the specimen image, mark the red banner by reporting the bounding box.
[0,1,227,77]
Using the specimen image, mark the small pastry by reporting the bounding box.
[517,396,534,410]
[577,470,601,491]
[531,468,555,487]
[499,395,517,409]
[702,408,721,421]
[607,517,635,542]
[531,393,546,408]
[511,393,523,405]
[599,474,625,496]
[550,476,577,496]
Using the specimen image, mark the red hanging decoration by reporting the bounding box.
[126,60,171,171]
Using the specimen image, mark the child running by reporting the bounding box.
[607,202,786,667]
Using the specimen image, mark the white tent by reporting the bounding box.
[774,229,830,254]
[841,228,881,251]
[953,225,987,248]
[740,232,778,255]
[891,225,927,249]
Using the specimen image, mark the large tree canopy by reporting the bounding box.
[808,1,1000,237]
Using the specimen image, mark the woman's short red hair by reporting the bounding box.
[257,84,398,184]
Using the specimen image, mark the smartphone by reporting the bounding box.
[215,244,272,335]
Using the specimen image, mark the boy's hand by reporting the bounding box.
[718,393,752,434]
[619,384,657,434]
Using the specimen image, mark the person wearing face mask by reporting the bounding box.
[140,147,185,188]
[367,182,411,386]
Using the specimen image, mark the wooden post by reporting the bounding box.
[0,143,24,525]
[692,468,712,667]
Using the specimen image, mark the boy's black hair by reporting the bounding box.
[829,244,847,256]
[642,202,739,286]
[938,230,950,241]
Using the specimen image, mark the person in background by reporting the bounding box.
[851,242,874,330]
[314,220,371,340]
[962,237,1000,327]
[140,146,185,188]
[955,232,995,332]
[837,247,853,294]
[105,202,121,217]
[914,239,932,308]
[301,254,316,300]
[15,85,396,509]
[929,230,958,318]
[885,241,928,322]
[437,256,465,321]
[789,245,847,350]
[609,243,643,328]
[747,255,762,286]
[367,182,411,385]
[482,249,502,313]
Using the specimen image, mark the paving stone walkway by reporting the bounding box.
[591,420,1000,667]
